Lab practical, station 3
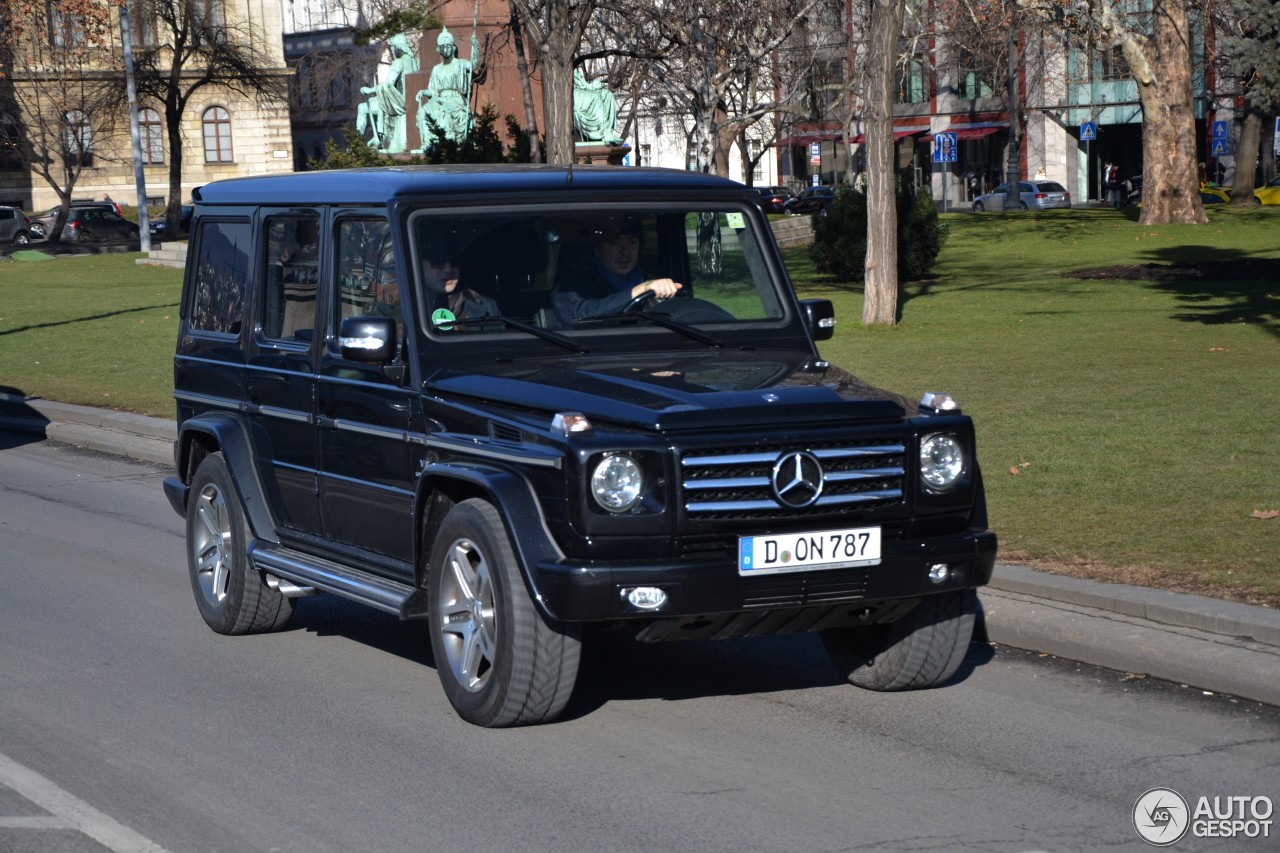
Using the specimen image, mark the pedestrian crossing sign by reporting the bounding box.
[1080,122,1097,141]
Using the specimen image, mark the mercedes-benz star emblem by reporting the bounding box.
[771,451,824,508]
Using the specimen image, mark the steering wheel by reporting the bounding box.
[621,291,654,313]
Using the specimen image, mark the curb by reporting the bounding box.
[3,396,1277,707]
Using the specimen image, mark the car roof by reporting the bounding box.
[193,165,748,207]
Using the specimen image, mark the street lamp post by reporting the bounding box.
[120,3,151,253]
[1005,3,1020,210]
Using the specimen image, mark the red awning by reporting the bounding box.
[954,127,1000,140]
[848,127,929,144]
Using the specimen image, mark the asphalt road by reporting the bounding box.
[2,435,1277,852]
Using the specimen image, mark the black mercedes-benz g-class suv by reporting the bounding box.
[164,165,996,727]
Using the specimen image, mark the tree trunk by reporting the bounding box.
[1132,0,1206,225]
[1229,109,1262,206]
[165,102,185,233]
[862,0,904,327]
[509,0,542,164]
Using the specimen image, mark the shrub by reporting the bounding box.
[810,182,944,281]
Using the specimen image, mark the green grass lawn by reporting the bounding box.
[788,205,1280,606]
[1,204,1277,605]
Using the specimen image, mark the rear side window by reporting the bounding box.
[189,219,251,335]
[262,214,320,342]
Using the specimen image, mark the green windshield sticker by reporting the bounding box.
[726,212,745,229]
[431,308,457,330]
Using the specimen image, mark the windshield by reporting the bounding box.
[406,205,785,339]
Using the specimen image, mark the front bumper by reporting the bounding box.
[532,528,997,625]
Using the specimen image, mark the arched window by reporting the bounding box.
[202,106,233,163]
[140,108,164,164]
[63,110,93,167]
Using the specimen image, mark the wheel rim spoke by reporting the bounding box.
[192,486,230,604]
[438,537,496,693]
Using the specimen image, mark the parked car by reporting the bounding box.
[162,166,996,728]
[62,208,140,242]
[149,205,194,236]
[29,201,118,240]
[0,205,32,245]
[784,185,836,216]
[1200,185,1230,204]
[754,185,795,214]
[972,181,1071,212]
[1254,176,1280,205]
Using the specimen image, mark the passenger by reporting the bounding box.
[420,231,500,326]
[552,218,681,325]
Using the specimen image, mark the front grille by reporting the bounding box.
[680,437,906,520]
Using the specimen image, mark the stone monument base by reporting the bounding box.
[575,143,631,166]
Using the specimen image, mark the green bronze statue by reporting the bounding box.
[355,33,419,153]
[416,27,479,148]
[573,69,623,146]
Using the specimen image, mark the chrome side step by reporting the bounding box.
[249,542,423,618]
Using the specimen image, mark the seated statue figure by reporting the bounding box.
[355,33,419,153]
[573,69,623,145]
[416,28,476,148]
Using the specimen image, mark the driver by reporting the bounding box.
[551,218,682,325]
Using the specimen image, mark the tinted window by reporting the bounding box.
[189,220,251,335]
[0,210,11,221]
[262,214,320,342]
[335,218,398,331]
[1037,182,1067,193]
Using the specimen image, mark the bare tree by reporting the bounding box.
[508,0,597,164]
[0,0,126,239]
[131,0,290,233]
[641,0,821,177]
[1021,0,1206,224]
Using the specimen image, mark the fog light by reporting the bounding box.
[928,563,950,583]
[624,587,667,610]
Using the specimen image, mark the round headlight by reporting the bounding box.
[920,434,964,491]
[591,454,643,512]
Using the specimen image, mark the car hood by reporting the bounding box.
[425,350,912,432]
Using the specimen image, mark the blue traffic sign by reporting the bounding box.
[1211,138,1229,157]
[1080,121,1097,141]
[933,132,958,163]
[1212,120,1228,140]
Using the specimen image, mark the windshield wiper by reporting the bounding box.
[574,311,723,348]
[444,316,588,354]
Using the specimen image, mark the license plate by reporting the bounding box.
[738,527,881,576]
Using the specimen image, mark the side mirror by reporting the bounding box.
[800,298,836,341]
[338,316,396,363]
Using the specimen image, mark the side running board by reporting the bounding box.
[249,542,427,619]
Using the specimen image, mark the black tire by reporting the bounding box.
[186,453,293,635]
[14,231,29,246]
[428,499,581,727]
[821,588,977,691]
[1019,201,1029,211]
[973,202,985,213]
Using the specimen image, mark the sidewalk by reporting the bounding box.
[3,395,1277,707]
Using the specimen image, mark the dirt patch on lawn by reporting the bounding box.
[1062,258,1280,282]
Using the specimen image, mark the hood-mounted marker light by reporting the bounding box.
[553,412,592,435]
[919,392,960,414]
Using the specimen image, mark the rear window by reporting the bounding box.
[1037,182,1067,193]
[189,220,251,336]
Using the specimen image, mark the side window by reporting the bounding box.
[335,218,399,327]
[189,219,250,335]
[262,214,320,343]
